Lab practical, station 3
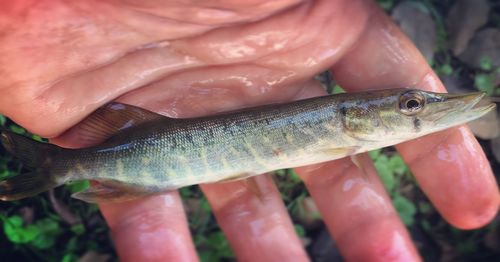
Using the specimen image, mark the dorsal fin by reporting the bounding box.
[69,102,164,147]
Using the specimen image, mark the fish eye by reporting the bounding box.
[399,91,425,115]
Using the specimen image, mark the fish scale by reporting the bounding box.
[61,97,342,190]
[0,88,494,202]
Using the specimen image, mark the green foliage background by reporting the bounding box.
[1,0,500,261]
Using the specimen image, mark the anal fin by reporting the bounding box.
[244,177,265,202]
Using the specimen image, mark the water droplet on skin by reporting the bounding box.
[348,187,389,212]
[249,217,266,235]
[339,177,392,213]
[342,177,369,192]
[161,194,176,207]
[379,231,416,261]
[436,144,458,162]
[131,227,194,261]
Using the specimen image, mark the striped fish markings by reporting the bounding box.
[0,89,495,202]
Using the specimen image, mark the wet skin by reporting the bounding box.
[0,0,498,261]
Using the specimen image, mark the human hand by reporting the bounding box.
[0,0,498,261]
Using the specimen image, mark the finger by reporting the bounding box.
[198,80,326,261]
[296,154,421,261]
[99,192,199,262]
[200,175,308,261]
[331,8,499,228]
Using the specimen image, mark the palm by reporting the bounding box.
[0,0,498,261]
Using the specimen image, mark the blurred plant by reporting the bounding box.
[370,149,417,226]
[435,63,454,76]
[377,0,396,11]
[474,57,499,96]
[196,231,233,262]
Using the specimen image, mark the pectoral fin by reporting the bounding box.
[72,180,151,203]
[215,173,265,201]
[350,154,368,178]
[215,172,257,183]
[321,146,360,158]
[244,177,265,201]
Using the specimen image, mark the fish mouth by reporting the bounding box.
[447,92,496,113]
[425,91,496,126]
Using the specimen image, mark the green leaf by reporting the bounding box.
[368,149,382,160]
[36,218,59,233]
[61,253,78,262]
[474,73,495,95]
[3,215,40,244]
[376,154,389,163]
[9,125,26,135]
[388,155,408,175]
[87,203,100,213]
[31,218,61,249]
[418,202,433,214]
[31,233,55,249]
[376,164,395,192]
[200,197,212,213]
[331,84,345,94]
[0,114,5,126]
[377,0,395,10]
[374,155,395,192]
[70,224,85,235]
[0,169,11,180]
[193,234,207,246]
[199,251,214,262]
[206,232,233,259]
[4,216,24,243]
[66,236,79,252]
[288,169,302,184]
[427,57,434,67]
[479,57,493,71]
[65,180,90,193]
[436,64,453,76]
[294,224,306,237]
[179,187,193,198]
[393,195,417,226]
[31,135,46,142]
[274,169,286,176]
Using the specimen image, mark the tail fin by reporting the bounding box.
[0,172,59,201]
[1,130,56,169]
[0,130,62,200]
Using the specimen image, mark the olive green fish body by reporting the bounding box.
[63,96,351,190]
[0,88,495,202]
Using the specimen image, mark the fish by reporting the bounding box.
[0,88,495,202]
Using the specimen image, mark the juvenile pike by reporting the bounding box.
[0,89,495,202]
